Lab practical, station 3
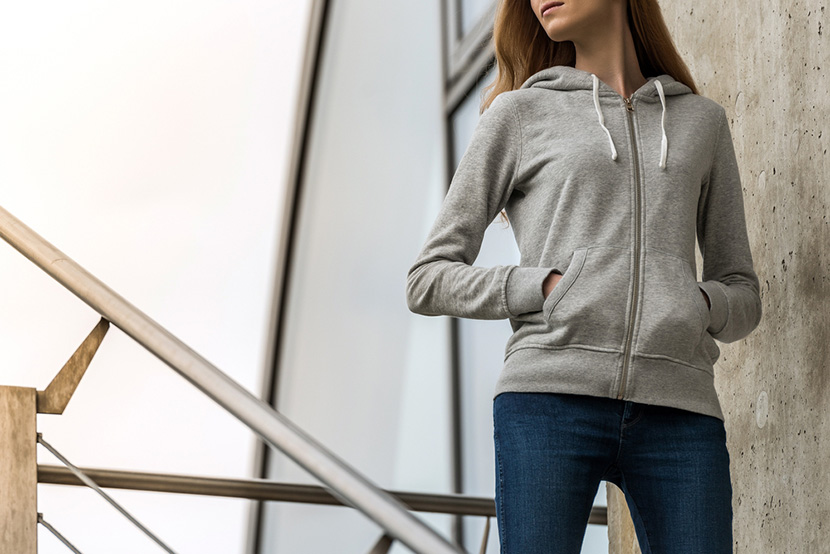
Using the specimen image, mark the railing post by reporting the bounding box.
[0,385,38,554]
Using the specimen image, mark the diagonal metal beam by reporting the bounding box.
[37,318,109,414]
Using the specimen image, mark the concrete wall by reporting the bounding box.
[610,2,829,552]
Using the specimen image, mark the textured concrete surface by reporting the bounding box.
[611,2,829,552]
[607,483,641,553]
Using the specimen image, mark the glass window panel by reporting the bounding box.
[260,0,454,551]
[460,0,495,36]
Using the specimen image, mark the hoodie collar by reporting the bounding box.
[519,65,693,170]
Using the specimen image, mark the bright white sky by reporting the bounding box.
[0,2,310,552]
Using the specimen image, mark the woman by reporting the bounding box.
[406,0,762,552]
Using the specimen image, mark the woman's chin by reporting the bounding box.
[540,26,571,43]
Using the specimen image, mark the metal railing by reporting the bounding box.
[0,204,461,553]
[37,459,607,554]
[37,462,608,522]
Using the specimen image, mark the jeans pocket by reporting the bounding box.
[543,246,629,350]
[636,251,707,363]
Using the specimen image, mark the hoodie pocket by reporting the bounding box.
[542,247,586,320]
[542,246,630,350]
[636,251,708,364]
[700,329,721,365]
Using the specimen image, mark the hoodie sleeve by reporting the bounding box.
[695,107,763,343]
[405,94,557,320]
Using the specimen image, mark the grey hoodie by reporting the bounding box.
[405,65,762,421]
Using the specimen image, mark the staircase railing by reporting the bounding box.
[0,205,462,554]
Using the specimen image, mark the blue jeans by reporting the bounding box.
[493,391,733,554]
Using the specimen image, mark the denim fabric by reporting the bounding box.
[493,391,733,554]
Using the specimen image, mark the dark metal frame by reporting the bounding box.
[246,0,334,552]
[440,0,499,548]
[443,0,498,112]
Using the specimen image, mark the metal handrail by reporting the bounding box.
[0,205,462,554]
[38,464,608,524]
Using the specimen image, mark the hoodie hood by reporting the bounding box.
[519,64,693,98]
[520,65,694,169]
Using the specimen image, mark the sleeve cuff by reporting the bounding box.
[698,280,728,335]
[506,266,560,317]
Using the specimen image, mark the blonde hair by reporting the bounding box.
[480,0,699,224]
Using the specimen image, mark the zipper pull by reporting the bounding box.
[623,96,634,112]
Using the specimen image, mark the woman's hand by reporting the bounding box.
[543,270,563,299]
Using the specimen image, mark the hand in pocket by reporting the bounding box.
[543,270,563,299]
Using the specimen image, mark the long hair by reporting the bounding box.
[480,0,699,225]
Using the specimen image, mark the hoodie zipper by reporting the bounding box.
[618,95,639,399]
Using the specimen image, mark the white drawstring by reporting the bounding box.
[591,73,669,169]
[592,74,618,161]
[655,79,668,170]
